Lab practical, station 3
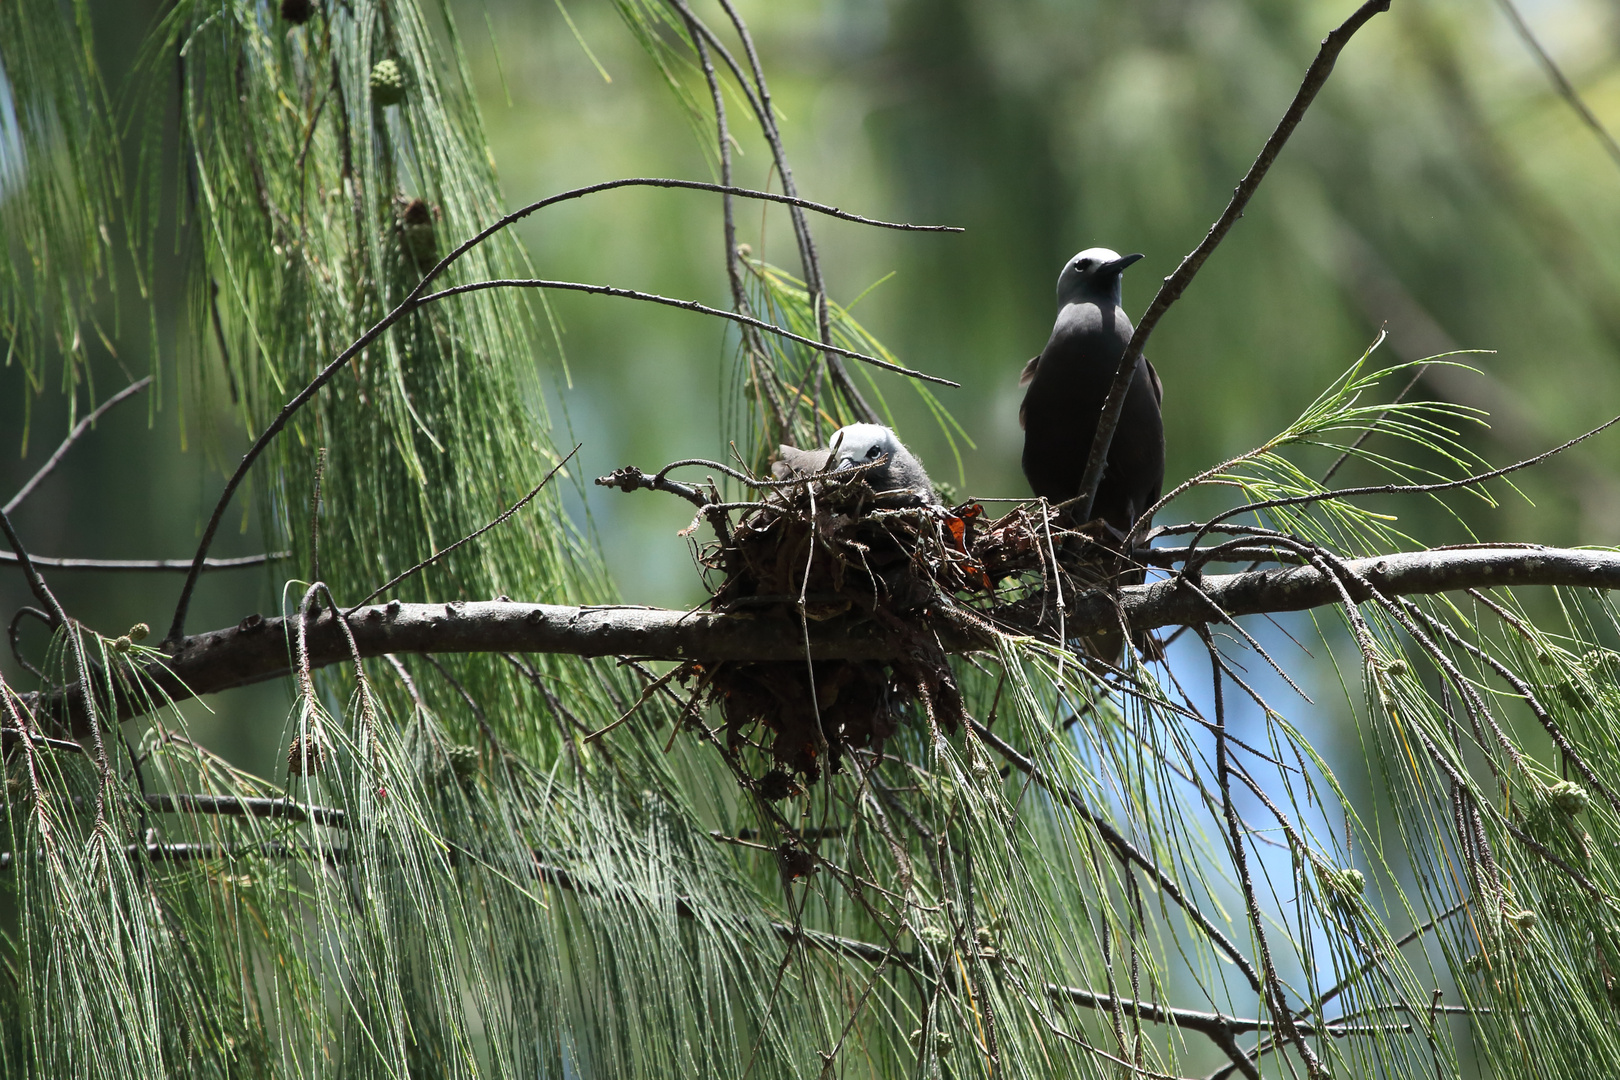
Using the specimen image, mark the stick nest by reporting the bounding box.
[598,458,1128,791]
[684,468,1100,791]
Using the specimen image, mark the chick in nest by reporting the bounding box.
[772,424,940,507]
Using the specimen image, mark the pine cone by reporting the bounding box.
[369,59,406,107]
[287,734,326,776]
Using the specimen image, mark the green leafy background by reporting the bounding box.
[5,0,1620,1077]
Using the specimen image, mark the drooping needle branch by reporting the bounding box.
[1074,0,1392,521]
[1183,408,1620,547]
[163,180,959,647]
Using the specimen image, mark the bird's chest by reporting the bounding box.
[1025,307,1132,415]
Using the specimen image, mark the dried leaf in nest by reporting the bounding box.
[777,842,816,881]
[973,504,1050,581]
[756,768,799,800]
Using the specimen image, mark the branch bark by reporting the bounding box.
[25,545,1617,735]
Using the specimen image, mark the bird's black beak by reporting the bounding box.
[1100,252,1144,277]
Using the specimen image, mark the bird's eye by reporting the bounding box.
[866,446,882,458]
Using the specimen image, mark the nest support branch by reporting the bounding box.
[19,498,1618,741]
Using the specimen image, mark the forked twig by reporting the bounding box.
[711,0,881,426]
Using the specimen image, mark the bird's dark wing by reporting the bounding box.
[771,444,831,480]
[1145,357,1164,405]
[1017,356,1042,429]
[1018,354,1039,387]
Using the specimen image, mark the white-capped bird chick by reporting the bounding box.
[771,424,940,506]
[828,424,939,505]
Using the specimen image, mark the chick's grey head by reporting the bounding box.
[828,423,938,504]
[1055,247,1144,309]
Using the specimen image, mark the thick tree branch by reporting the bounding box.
[26,544,1617,734]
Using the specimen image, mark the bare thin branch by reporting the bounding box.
[1076,0,1392,520]
[1,551,286,573]
[4,377,153,515]
[348,446,578,611]
[1492,0,1620,172]
[0,509,68,628]
[74,793,349,828]
[415,278,958,388]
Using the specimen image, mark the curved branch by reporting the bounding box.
[162,179,956,647]
[0,509,68,627]
[416,278,958,387]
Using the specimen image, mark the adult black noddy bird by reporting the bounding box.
[1020,247,1164,537]
[772,423,940,506]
